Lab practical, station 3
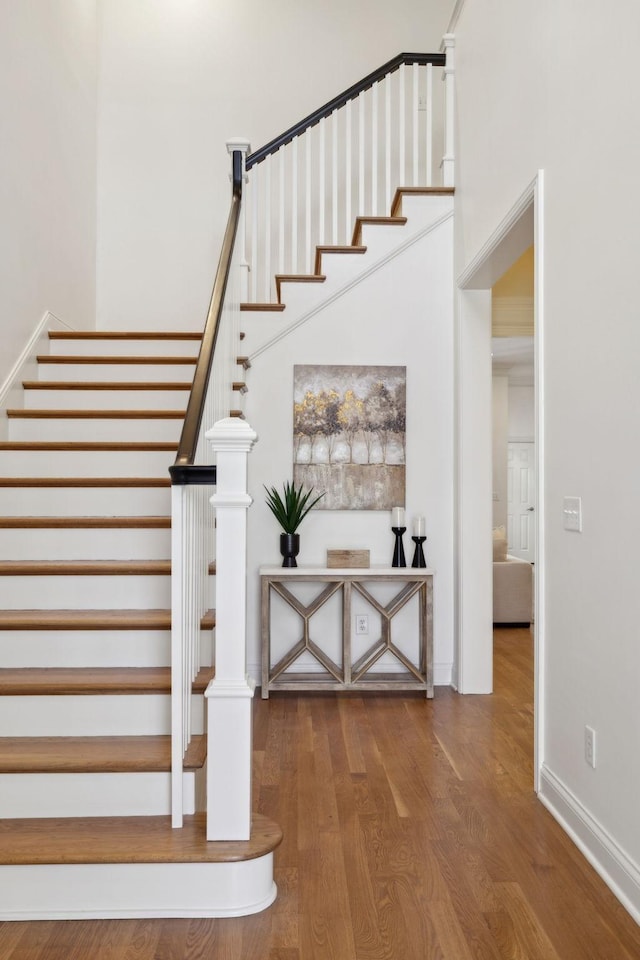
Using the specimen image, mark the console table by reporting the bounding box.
[260,566,433,699]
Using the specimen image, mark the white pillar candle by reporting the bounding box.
[414,515,425,537]
[391,507,405,527]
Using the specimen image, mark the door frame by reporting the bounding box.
[455,171,545,791]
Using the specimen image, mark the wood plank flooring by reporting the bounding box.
[1,627,639,958]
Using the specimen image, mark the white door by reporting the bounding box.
[507,441,536,562]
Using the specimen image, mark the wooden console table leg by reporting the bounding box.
[343,580,351,685]
[261,576,271,698]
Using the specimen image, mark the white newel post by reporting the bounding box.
[226,138,251,302]
[441,34,455,187]
[205,417,258,841]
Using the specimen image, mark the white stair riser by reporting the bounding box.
[0,857,277,920]
[0,487,172,516]
[8,417,183,443]
[0,450,174,478]
[0,629,213,668]
[22,389,189,411]
[0,573,178,609]
[0,527,172,560]
[48,339,202,359]
[0,769,200,819]
[0,693,204,736]
[38,363,197,383]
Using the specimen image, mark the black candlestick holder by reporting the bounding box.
[391,526,407,567]
[411,535,427,568]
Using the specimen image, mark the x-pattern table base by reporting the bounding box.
[260,568,433,699]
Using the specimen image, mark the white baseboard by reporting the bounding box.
[539,763,640,924]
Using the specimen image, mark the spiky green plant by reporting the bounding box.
[264,481,325,534]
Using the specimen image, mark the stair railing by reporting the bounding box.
[169,148,245,828]
[244,45,455,303]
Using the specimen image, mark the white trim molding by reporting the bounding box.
[539,764,640,924]
[0,310,71,409]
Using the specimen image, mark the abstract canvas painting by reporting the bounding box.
[293,365,406,510]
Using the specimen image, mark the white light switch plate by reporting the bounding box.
[563,496,582,532]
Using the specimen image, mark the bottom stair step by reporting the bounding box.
[0,813,282,920]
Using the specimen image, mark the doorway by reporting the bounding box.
[456,172,545,789]
[507,440,535,562]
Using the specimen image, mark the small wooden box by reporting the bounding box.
[326,549,370,569]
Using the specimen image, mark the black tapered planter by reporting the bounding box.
[280,533,300,568]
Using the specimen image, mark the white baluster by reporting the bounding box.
[264,155,272,301]
[358,91,365,217]
[399,64,406,188]
[278,148,285,275]
[250,166,258,302]
[332,110,338,244]
[412,63,419,185]
[319,117,326,244]
[305,132,311,273]
[371,82,378,214]
[345,99,352,244]
[425,63,433,187]
[385,75,391,210]
[291,137,298,274]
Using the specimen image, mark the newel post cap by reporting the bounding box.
[206,417,258,453]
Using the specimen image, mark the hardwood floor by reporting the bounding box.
[1,627,639,958]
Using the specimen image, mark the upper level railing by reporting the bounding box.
[243,43,455,303]
[168,150,243,828]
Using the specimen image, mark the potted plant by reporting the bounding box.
[264,480,324,567]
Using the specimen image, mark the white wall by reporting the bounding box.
[244,215,454,685]
[96,0,453,330]
[0,1,97,384]
[508,384,534,439]
[455,0,640,917]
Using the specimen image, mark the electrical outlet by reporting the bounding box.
[585,725,596,768]
[355,615,369,635]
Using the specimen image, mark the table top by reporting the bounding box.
[259,565,434,577]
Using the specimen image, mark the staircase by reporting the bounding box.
[0,330,280,920]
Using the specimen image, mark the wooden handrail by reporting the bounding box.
[170,150,243,477]
[246,52,445,170]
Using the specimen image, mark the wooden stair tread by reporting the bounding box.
[37,355,198,365]
[0,516,171,529]
[390,185,455,217]
[239,303,286,312]
[0,559,173,575]
[314,244,367,273]
[0,812,282,865]
[274,274,326,304]
[0,477,171,488]
[0,608,215,630]
[0,442,177,452]
[0,735,206,773]
[22,381,192,391]
[0,665,214,695]
[48,332,203,342]
[6,409,185,419]
[351,215,407,245]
